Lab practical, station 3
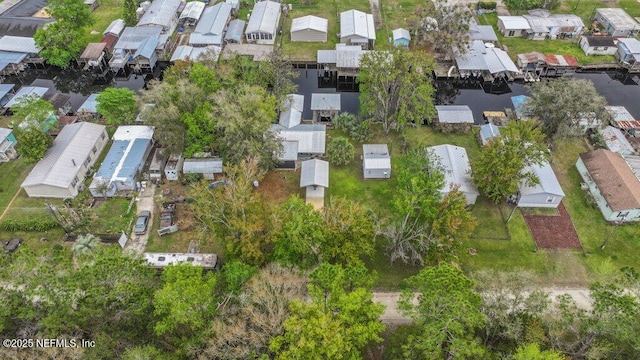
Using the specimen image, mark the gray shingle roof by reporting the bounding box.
[300,158,329,187]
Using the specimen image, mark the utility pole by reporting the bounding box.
[600,216,625,250]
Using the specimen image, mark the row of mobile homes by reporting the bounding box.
[21,122,109,198]
[89,126,154,197]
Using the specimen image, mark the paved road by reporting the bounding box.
[373,287,593,325]
[124,183,156,255]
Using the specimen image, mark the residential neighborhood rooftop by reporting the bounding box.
[580,149,640,211]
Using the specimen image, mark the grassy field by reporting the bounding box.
[478,13,616,65]
[0,159,33,215]
[85,0,123,44]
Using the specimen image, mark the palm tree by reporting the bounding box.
[72,233,100,258]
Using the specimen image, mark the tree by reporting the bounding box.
[525,79,610,138]
[333,112,373,143]
[273,196,325,269]
[327,136,355,166]
[15,126,52,163]
[222,261,258,294]
[399,264,487,359]
[513,343,565,360]
[46,0,93,27]
[359,49,436,134]
[96,87,138,125]
[429,188,477,261]
[264,47,299,106]
[408,0,473,57]
[72,233,100,258]
[123,0,138,27]
[11,95,56,126]
[202,264,306,360]
[472,121,549,203]
[270,264,385,360]
[503,0,561,13]
[322,197,376,266]
[154,263,218,355]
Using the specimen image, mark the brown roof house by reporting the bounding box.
[576,149,640,222]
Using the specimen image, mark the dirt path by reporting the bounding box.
[124,183,156,255]
[369,0,383,30]
[0,188,22,222]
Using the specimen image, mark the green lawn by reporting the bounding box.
[79,197,136,235]
[84,0,124,44]
[478,13,616,65]
[0,159,33,215]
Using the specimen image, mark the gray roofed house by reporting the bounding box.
[340,9,376,49]
[595,8,640,37]
[497,16,531,37]
[518,161,565,208]
[317,44,369,71]
[363,144,391,179]
[291,15,328,43]
[189,2,233,46]
[522,10,585,40]
[579,36,617,56]
[279,93,304,129]
[21,122,108,198]
[428,144,479,205]
[245,0,281,45]
[170,45,220,62]
[4,86,48,108]
[479,123,500,146]
[616,37,640,70]
[225,19,245,43]
[179,1,205,25]
[110,26,162,70]
[89,126,154,197]
[137,0,182,33]
[132,35,159,70]
[182,157,223,180]
[0,17,51,38]
[0,36,39,54]
[272,124,326,156]
[454,40,519,79]
[469,20,498,42]
[280,140,299,162]
[311,93,340,122]
[103,19,125,37]
[434,105,474,133]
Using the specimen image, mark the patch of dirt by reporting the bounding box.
[523,202,582,249]
[257,170,301,205]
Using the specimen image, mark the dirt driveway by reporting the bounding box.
[125,183,156,255]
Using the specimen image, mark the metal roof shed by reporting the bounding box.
[392,28,411,47]
[179,1,205,23]
[435,105,474,124]
[103,19,125,37]
[245,0,281,45]
[182,158,223,180]
[300,158,329,187]
[0,84,15,107]
[4,86,48,108]
[311,93,341,111]
[428,144,479,205]
[497,16,531,30]
[224,19,245,43]
[189,3,233,46]
[518,161,565,208]
[363,144,391,179]
[291,15,328,43]
[0,36,39,54]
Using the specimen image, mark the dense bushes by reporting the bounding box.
[477,1,497,10]
[1,217,59,232]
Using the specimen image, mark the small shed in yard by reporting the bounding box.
[77,93,100,119]
[392,28,410,48]
[434,105,474,133]
[278,141,299,169]
[340,9,376,49]
[182,158,223,180]
[89,126,154,197]
[479,123,501,146]
[179,1,205,26]
[190,2,233,47]
[363,144,391,179]
[577,149,640,222]
[595,8,640,37]
[428,144,478,205]
[0,128,18,162]
[517,161,565,208]
[245,0,281,45]
[300,158,329,209]
[601,126,635,155]
[103,19,125,38]
[21,122,108,198]
[148,148,167,180]
[291,15,328,43]
[224,19,245,43]
[616,38,640,71]
[497,16,531,37]
[164,153,184,180]
[579,36,617,56]
[311,93,341,122]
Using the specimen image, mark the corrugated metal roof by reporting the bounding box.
[469,24,497,42]
[0,35,39,54]
[523,13,584,33]
[21,122,106,188]
[78,93,100,113]
[428,144,478,197]
[4,86,48,108]
[80,42,106,59]
[519,161,565,197]
[596,8,639,31]
[511,95,531,119]
[618,37,640,54]
[311,93,340,111]
[340,10,376,40]
[456,40,519,74]
[335,44,367,68]
[179,1,205,21]
[291,15,328,33]
[0,50,26,64]
[363,144,390,170]
[485,47,520,73]
[544,54,579,67]
[435,105,474,124]
[170,45,220,62]
[605,106,635,122]
[498,16,531,30]
[94,138,152,186]
[134,36,159,58]
[279,140,299,161]
[183,158,223,173]
[392,28,410,41]
[581,149,640,211]
[137,0,183,30]
[224,19,245,42]
[103,19,125,36]
[114,26,162,51]
[300,159,329,187]
[602,126,635,155]
[317,49,337,64]
[272,124,326,154]
[246,0,280,34]
[480,123,500,144]
[0,84,14,101]
[279,94,304,128]
[192,2,232,45]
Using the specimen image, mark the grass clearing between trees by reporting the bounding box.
[85,0,123,44]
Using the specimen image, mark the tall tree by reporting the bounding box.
[14,126,52,163]
[270,264,385,360]
[472,120,549,203]
[11,95,56,126]
[408,0,473,57]
[429,188,478,261]
[264,47,299,107]
[96,87,139,125]
[327,136,355,166]
[359,49,436,134]
[399,264,487,359]
[322,197,376,266]
[123,0,138,27]
[524,78,610,138]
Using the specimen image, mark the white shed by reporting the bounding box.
[300,158,329,209]
[245,0,281,45]
[164,153,184,181]
[182,158,223,180]
[518,161,565,208]
[363,144,391,179]
[291,15,328,42]
[428,144,479,205]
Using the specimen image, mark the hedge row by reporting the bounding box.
[1,218,60,232]
[477,1,497,10]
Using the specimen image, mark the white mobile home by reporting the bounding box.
[595,8,640,37]
[517,161,565,208]
[245,0,281,45]
[428,144,479,205]
[340,10,376,49]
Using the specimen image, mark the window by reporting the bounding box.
[508,30,515,37]
[546,196,556,203]
[84,156,91,167]
[71,176,79,188]
[92,145,97,154]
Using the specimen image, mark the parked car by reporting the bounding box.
[4,238,22,253]
[134,210,151,235]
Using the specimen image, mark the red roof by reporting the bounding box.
[614,120,640,129]
[100,34,118,51]
[544,54,580,67]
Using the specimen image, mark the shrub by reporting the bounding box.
[477,1,496,10]
[333,113,373,143]
[327,137,355,166]
[1,218,59,232]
